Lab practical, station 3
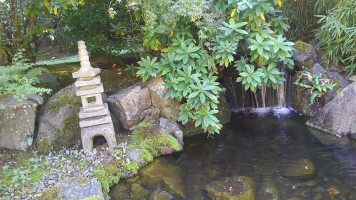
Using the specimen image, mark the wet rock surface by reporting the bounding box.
[140,158,186,198]
[204,176,255,200]
[282,159,316,180]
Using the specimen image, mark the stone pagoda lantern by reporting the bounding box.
[72,41,117,153]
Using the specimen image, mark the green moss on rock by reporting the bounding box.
[123,162,140,176]
[48,94,80,112]
[36,137,51,154]
[205,176,255,200]
[52,113,81,150]
[140,149,153,163]
[131,121,183,156]
[294,41,313,53]
[140,158,186,198]
[93,160,121,194]
[130,183,149,199]
[39,185,61,200]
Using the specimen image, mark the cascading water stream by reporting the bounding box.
[223,67,292,110]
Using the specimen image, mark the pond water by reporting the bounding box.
[110,108,356,200]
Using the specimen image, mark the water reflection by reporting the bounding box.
[110,110,356,200]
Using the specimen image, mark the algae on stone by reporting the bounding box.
[205,176,255,200]
[140,157,186,198]
[130,121,183,156]
[294,41,313,53]
[282,159,316,180]
[52,113,81,150]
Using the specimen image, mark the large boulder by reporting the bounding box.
[292,41,318,70]
[282,159,316,180]
[204,176,255,200]
[40,177,104,200]
[107,84,153,129]
[145,78,180,120]
[306,82,356,137]
[37,84,82,151]
[0,94,43,149]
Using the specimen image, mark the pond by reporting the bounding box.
[110,108,356,200]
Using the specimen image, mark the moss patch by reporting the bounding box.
[294,40,312,53]
[140,149,153,163]
[52,113,81,150]
[122,162,140,176]
[48,94,81,112]
[130,121,183,157]
[39,185,61,200]
[37,137,52,154]
[93,160,122,193]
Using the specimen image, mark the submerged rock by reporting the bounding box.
[205,176,255,200]
[259,180,280,200]
[282,159,316,180]
[130,183,149,199]
[37,84,81,151]
[151,190,172,200]
[140,158,186,198]
[0,94,43,150]
[306,82,356,137]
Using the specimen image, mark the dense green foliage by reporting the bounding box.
[60,0,136,55]
[111,0,294,134]
[0,51,51,100]
[315,0,356,76]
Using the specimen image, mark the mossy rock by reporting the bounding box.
[259,180,279,200]
[151,190,172,200]
[37,84,82,152]
[294,41,313,53]
[205,176,255,200]
[130,183,149,200]
[93,160,122,193]
[39,185,61,200]
[293,40,317,70]
[282,159,316,180]
[140,157,186,198]
[130,121,183,156]
[36,137,52,154]
[52,113,81,150]
[40,178,104,200]
[109,183,130,200]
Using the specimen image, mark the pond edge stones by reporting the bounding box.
[72,40,117,153]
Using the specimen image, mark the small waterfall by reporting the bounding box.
[261,84,267,108]
[222,67,293,110]
[277,84,285,107]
